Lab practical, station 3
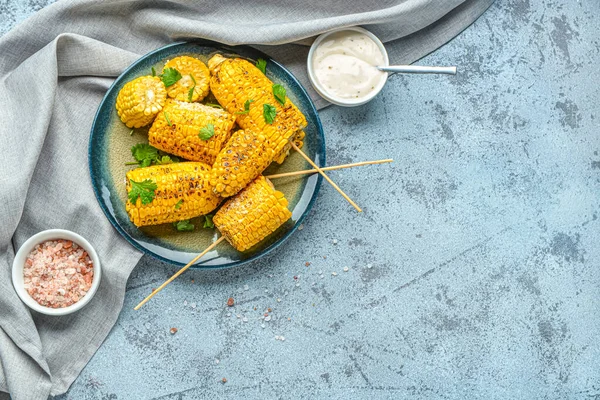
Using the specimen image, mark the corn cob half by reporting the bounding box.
[125,162,220,227]
[148,100,236,164]
[116,76,167,128]
[163,56,210,102]
[210,128,275,198]
[208,55,307,157]
[213,176,292,252]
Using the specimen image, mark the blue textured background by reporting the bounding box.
[2,1,599,399]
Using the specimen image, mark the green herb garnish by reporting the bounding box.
[174,199,183,210]
[263,104,277,124]
[256,58,267,74]
[198,123,215,140]
[173,220,194,232]
[129,143,178,167]
[205,103,223,109]
[161,68,182,87]
[128,179,157,205]
[235,99,254,115]
[272,84,286,106]
[203,214,214,229]
[155,155,175,165]
[187,74,197,102]
[131,143,158,167]
[151,67,156,77]
[164,111,172,126]
[129,129,134,136]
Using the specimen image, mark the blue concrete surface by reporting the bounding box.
[2,0,600,399]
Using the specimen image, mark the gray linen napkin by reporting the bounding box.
[0,0,493,398]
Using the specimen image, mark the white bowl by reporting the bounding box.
[307,26,389,107]
[12,229,102,316]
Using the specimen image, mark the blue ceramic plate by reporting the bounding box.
[89,41,324,269]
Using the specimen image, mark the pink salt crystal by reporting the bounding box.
[23,239,94,308]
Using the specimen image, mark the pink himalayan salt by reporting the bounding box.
[23,239,94,308]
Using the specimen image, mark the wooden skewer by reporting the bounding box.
[134,236,226,310]
[265,159,393,179]
[290,142,362,212]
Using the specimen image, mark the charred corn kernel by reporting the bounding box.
[163,56,210,102]
[214,176,291,251]
[148,100,236,164]
[208,55,307,157]
[116,76,167,128]
[273,130,305,164]
[125,162,221,227]
[210,129,275,198]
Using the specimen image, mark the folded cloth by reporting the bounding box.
[0,0,493,398]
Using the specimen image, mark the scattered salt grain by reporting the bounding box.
[331,272,338,276]
[264,315,271,322]
[295,283,300,287]
[190,302,196,309]
[367,263,373,269]
[261,324,266,329]
[244,284,249,291]
[298,224,304,231]
[277,298,281,303]
[183,300,188,306]
[343,267,349,272]
[242,317,248,323]
[332,239,338,245]
[215,359,220,364]
[275,335,285,341]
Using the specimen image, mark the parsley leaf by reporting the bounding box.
[263,104,277,124]
[128,179,157,205]
[173,220,195,232]
[198,123,215,140]
[235,99,254,115]
[129,143,179,167]
[155,155,174,165]
[203,214,214,229]
[272,84,286,106]
[256,58,267,74]
[164,111,172,126]
[161,68,182,87]
[187,74,196,102]
[131,143,158,166]
[205,103,223,109]
[151,67,156,77]
[174,199,183,210]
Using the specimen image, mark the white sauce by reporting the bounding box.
[312,31,386,100]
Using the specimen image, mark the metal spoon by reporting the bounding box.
[378,65,457,75]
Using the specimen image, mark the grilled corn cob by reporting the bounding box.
[163,56,210,102]
[148,100,236,164]
[273,130,305,164]
[210,129,275,198]
[208,55,307,157]
[213,176,292,251]
[125,162,220,227]
[116,76,167,128]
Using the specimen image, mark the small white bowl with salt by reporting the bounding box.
[12,229,101,316]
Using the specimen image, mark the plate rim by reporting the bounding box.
[88,40,325,270]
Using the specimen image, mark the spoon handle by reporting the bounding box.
[378,65,457,75]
